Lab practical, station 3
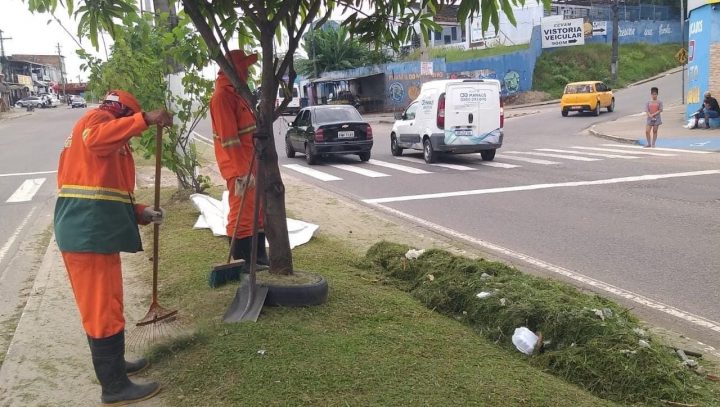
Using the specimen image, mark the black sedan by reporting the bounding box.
[284,105,373,165]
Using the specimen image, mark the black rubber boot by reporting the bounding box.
[88,331,160,406]
[257,232,269,266]
[231,236,268,270]
[125,358,149,376]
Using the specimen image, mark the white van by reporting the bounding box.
[390,79,504,163]
[277,84,300,115]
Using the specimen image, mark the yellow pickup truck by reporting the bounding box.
[560,81,615,117]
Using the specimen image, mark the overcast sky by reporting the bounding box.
[1,1,107,82]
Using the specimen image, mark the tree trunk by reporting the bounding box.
[259,26,294,275]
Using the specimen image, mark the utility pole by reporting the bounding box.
[0,28,12,79]
[611,0,619,83]
[681,0,686,104]
[56,43,66,98]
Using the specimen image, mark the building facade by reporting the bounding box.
[686,0,720,118]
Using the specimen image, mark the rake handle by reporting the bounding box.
[152,125,162,304]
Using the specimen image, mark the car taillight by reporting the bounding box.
[366,125,373,140]
[500,97,504,128]
[437,93,445,129]
[314,128,324,142]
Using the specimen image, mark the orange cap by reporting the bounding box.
[104,90,142,114]
[224,50,258,82]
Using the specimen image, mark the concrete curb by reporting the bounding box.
[0,112,32,122]
[588,125,640,145]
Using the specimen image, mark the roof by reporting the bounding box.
[566,81,602,85]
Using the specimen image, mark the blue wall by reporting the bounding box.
[309,21,680,111]
[686,5,716,117]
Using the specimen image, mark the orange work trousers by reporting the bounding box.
[61,251,125,339]
[226,177,264,239]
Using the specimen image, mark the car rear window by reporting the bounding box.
[314,107,362,123]
[565,84,594,94]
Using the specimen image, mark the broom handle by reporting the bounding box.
[152,125,162,304]
[226,152,256,264]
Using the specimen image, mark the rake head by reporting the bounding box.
[127,301,185,351]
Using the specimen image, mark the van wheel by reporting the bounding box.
[390,134,403,156]
[607,98,615,112]
[358,151,371,162]
[285,137,295,158]
[561,109,568,117]
[593,101,600,116]
[423,138,437,164]
[305,144,317,165]
[480,149,496,161]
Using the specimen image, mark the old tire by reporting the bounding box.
[261,272,329,307]
[390,133,403,156]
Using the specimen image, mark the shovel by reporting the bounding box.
[223,137,268,323]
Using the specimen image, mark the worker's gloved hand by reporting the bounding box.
[143,109,173,128]
[142,207,165,225]
[234,174,256,196]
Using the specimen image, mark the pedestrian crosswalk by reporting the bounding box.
[3,177,48,203]
[281,144,716,182]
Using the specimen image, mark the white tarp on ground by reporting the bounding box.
[190,192,319,249]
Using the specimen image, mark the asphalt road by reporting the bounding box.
[0,106,83,335]
[199,70,720,349]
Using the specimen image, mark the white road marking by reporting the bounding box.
[0,207,37,280]
[504,151,600,161]
[329,164,390,178]
[572,146,675,156]
[365,203,720,337]
[396,157,476,171]
[192,131,213,145]
[0,170,57,178]
[282,164,342,181]
[495,154,560,165]
[537,148,640,159]
[363,170,720,204]
[601,143,713,154]
[478,161,520,169]
[368,159,431,174]
[6,178,46,203]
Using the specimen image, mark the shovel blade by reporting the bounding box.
[223,278,268,323]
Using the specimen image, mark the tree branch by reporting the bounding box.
[182,0,255,106]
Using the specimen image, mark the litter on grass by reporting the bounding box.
[512,327,539,355]
[405,248,426,259]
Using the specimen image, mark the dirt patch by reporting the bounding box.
[505,90,553,105]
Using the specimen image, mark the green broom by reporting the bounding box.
[208,152,256,288]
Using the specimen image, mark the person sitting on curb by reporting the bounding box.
[54,90,173,405]
[691,91,720,129]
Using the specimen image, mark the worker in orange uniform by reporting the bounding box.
[210,50,269,268]
[54,90,173,405]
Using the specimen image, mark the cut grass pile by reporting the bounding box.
[132,187,619,406]
[364,242,720,406]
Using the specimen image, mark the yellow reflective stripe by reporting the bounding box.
[58,193,132,204]
[61,184,132,196]
[82,128,92,141]
[238,124,256,135]
[221,137,241,148]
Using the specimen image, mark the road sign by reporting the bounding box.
[676,48,688,64]
[541,18,585,48]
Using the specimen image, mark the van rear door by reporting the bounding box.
[444,81,501,143]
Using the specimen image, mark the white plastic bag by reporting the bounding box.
[512,327,539,355]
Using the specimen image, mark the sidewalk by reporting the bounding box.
[0,109,32,122]
[589,103,720,151]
